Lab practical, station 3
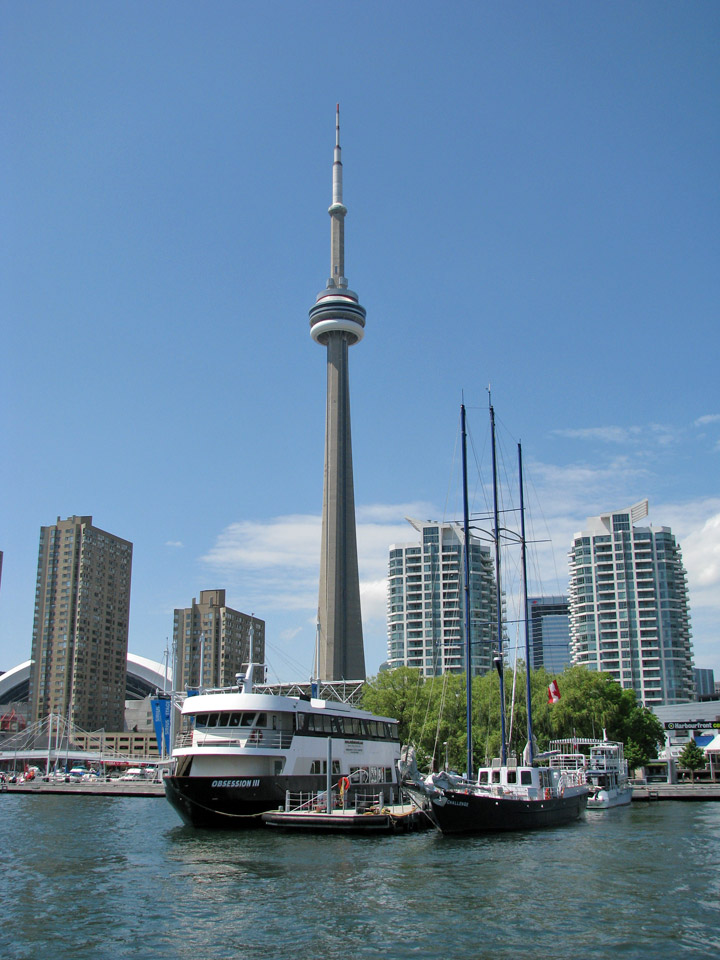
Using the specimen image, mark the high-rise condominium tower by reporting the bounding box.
[568,500,694,705]
[173,589,265,691]
[309,106,366,681]
[387,519,497,677]
[29,516,133,731]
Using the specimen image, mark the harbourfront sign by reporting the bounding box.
[663,721,720,730]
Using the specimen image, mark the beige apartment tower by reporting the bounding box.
[29,515,133,731]
[173,589,265,691]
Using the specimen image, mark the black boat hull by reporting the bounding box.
[427,789,588,835]
[164,775,399,829]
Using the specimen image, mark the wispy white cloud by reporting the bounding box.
[552,423,680,447]
[692,414,720,453]
[200,509,426,676]
[165,540,184,548]
[652,500,720,606]
[553,425,643,444]
[357,501,435,523]
[199,482,720,678]
[199,510,422,623]
[201,515,321,572]
[360,578,390,626]
[525,456,650,522]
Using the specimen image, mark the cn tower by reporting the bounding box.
[309,105,366,682]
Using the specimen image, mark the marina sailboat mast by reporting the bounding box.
[518,441,535,764]
[461,399,535,775]
[489,398,508,766]
[461,404,473,780]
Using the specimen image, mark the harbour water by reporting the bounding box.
[2,794,718,959]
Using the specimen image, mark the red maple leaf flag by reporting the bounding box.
[548,679,561,704]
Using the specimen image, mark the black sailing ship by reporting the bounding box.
[402,401,589,834]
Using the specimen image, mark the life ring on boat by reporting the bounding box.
[249,729,263,744]
[544,788,551,800]
[339,776,350,794]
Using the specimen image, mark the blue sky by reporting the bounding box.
[2,1,719,682]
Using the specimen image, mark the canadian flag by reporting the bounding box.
[548,680,561,704]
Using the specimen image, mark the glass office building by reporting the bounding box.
[527,596,571,672]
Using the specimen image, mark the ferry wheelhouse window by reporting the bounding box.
[296,713,398,740]
[195,711,267,728]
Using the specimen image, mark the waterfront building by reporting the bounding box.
[569,500,694,706]
[2,653,173,759]
[527,596,571,672]
[29,516,133,731]
[172,589,265,692]
[652,699,720,779]
[309,106,366,682]
[1,652,170,707]
[387,519,497,677]
[694,668,716,701]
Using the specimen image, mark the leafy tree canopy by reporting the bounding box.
[363,664,666,774]
[678,739,707,772]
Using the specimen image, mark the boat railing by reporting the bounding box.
[557,769,587,789]
[588,753,626,774]
[486,783,532,799]
[548,752,586,772]
[174,729,293,750]
[283,786,387,814]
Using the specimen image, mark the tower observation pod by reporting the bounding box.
[309,105,366,682]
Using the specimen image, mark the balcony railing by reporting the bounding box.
[174,729,293,750]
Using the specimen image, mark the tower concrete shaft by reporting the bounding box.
[309,105,366,681]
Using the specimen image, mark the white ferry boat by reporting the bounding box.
[585,740,633,808]
[164,681,401,828]
[549,737,633,809]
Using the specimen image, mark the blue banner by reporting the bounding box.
[151,698,172,755]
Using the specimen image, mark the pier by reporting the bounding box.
[3,779,166,797]
[631,782,720,801]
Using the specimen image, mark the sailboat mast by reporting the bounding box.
[518,442,534,764]
[461,404,473,781]
[490,401,508,765]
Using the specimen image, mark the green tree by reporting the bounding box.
[540,665,636,744]
[361,667,427,747]
[616,706,666,772]
[363,664,666,776]
[678,740,707,782]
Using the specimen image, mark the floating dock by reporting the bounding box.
[262,802,430,833]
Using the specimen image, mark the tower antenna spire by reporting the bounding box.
[329,102,347,287]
